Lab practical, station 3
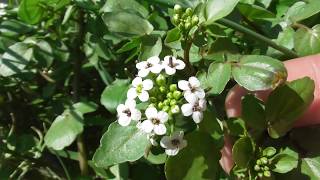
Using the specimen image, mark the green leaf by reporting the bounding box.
[33,40,54,68]
[117,38,141,53]
[165,28,181,44]
[294,25,320,56]
[232,136,254,168]
[263,147,276,157]
[93,122,149,167]
[139,34,162,61]
[237,3,275,21]
[271,148,298,173]
[101,0,148,18]
[204,0,240,24]
[231,55,287,91]
[73,101,98,114]
[44,109,84,150]
[102,11,154,38]
[242,94,267,130]
[284,0,320,23]
[267,27,295,57]
[0,42,33,77]
[266,77,315,138]
[45,0,70,10]
[18,0,45,24]
[165,131,221,180]
[100,79,130,113]
[0,20,33,37]
[301,156,320,180]
[207,62,231,95]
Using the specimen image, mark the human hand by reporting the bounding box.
[220,54,320,173]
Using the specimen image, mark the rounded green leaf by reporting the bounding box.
[0,42,33,77]
[271,149,298,174]
[294,25,320,56]
[102,11,154,38]
[93,122,150,168]
[101,0,148,18]
[232,55,287,91]
[207,62,231,95]
[301,157,320,180]
[242,94,266,130]
[165,131,221,180]
[204,0,240,24]
[100,79,130,113]
[18,0,45,24]
[139,34,162,61]
[232,136,254,168]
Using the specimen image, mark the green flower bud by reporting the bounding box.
[171,105,180,114]
[185,22,192,30]
[185,8,193,16]
[156,74,166,86]
[150,97,157,103]
[173,91,182,99]
[170,99,177,106]
[163,99,170,106]
[178,22,184,30]
[163,105,170,112]
[169,84,177,92]
[254,165,260,171]
[256,159,262,165]
[167,92,173,99]
[173,14,180,25]
[159,86,166,93]
[174,4,182,14]
[263,170,271,177]
[158,102,164,109]
[258,172,263,178]
[263,166,269,171]
[191,15,199,25]
[261,157,268,165]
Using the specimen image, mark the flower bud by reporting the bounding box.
[178,22,184,30]
[254,165,260,171]
[185,8,193,16]
[173,14,180,25]
[163,105,170,112]
[191,15,199,25]
[263,166,269,171]
[258,172,263,178]
[156,74,166,86]
[169,84,177,92]
[149,103,156,107]
[256,159,262,165]
[159,86,166,93]
[174,4,182,14]
[158,102,164,109]
[171,105,180,114]
[150,97,157,103]
[163,99,170,106]
[184,22,192,30]
[170,99,177,106]
[263,170,271,177]
[167,92,173,99]
[173,91,182,99]
[260,157,268,165]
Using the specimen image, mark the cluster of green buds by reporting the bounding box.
[172,4,199,32]
[254,147,276,178]
[149,74,183,116]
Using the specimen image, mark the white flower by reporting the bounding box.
[162,56,185,75]
[127,77,153,102]
[116,99,141,126]
[140,107,168,135]
[178,76,205,101]
[160,131,187,156]
[136,56,163,77]
[181,96,206,123]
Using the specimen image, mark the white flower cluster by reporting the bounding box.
[116,55,206,156]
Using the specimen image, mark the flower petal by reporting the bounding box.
[154,124,167,135]
[165,148,179,156]
[160,136,171,148]
[158,111,168,123]
[171,131,183,139]
[165,66,176,75]
[189,76,200,87]
[181,103,193,116]
[184,91,197,104]
[138,69,150,77]
[118,115,131,126]
[192,111,203,123]
[180,140,187,149]
[127,88,137,99]
[142,79,153,90]
[150,64,163,74]
[136,61,147,70]
[125,99,136,108]
[138,90,149,102]
[195,89,205,99]
[132,77,143,87]
[178,80,189,91]
[147,56,160,64]
[116,104,126,114]
[199,99,207,110]
[175,59,186,70]
[145,107,158,119]
[130,109,141,121]
[140,120,154,133]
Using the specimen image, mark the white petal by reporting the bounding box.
[145,107,158,119]
[165,66,176,75]
[175,59,186,70]
[132,77,143,87]
[178,80,189,91]
[199,99,207,110]
[118,115,131,126]
[158,111,168,123]
[192,111,203,123]
[180,140,187,149]
[127,88,138,99]
[171,131,184,139]
[130,109,141,121]
[138,90,149,102]
[165,148,179,156]
[116,104,126,114]
[140,120,154,133]
[142,79,153,90]
[184,91,197,104]
[160,136,171,148]
[136,61,147,70]
[181,103,193,116]
[125,99,136,108]
[147,56,160,64]
[195,89,205,99]
[189,76,200,87]
[138,69,150,77]
[163,55,176,63]
[150,64,163,74]
[154,124,167,135]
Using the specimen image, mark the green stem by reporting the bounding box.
[183,38,195,75]
[54,151,71,180]
[217,18,299,59]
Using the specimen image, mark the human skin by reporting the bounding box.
[220,54,320,173]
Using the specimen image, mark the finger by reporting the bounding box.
[219,135,234,174]
[225,54,320,127]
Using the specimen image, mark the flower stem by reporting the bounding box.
[217,18,299,59]
[183,37,195,75]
